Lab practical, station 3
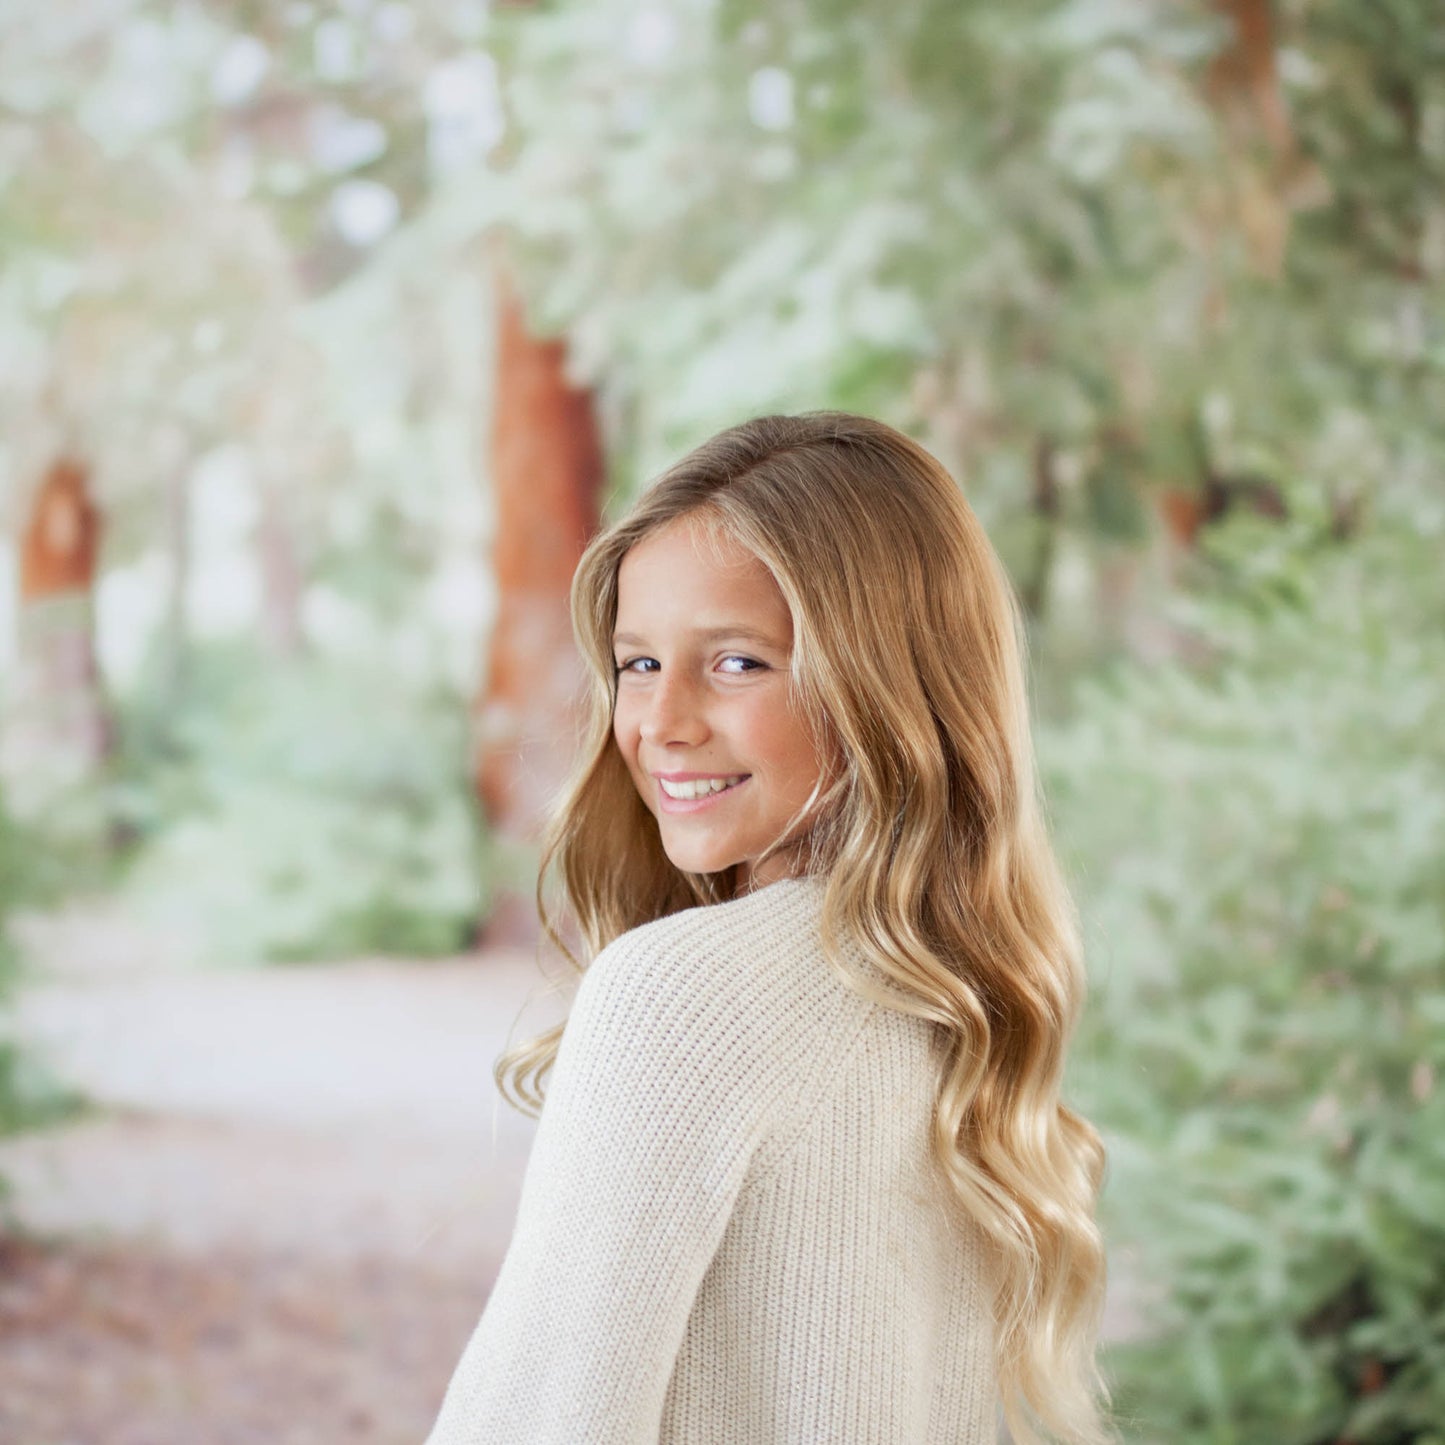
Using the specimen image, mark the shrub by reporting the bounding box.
[0,788,87,1171]
[1045,503,1445,1442]
[113,646,488,965]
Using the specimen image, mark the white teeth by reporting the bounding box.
[658,775,746,800]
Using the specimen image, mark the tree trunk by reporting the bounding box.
[1207,0,1299,277]
[1208,0,1295,161]
[161,453,192,707]
[256,478,304,659]
[473,269,604,942]
[1020,434,1059,623]
[4,457,114,808]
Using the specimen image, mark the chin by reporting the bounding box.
[662,844,739,877]
[667,854,729,878]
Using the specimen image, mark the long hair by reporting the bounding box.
[496,411,1113,1445]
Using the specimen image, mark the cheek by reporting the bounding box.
[789,734,827,792]
[752,710,824,788]
[612,705,645,778]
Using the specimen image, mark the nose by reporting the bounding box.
[639,669,709,748]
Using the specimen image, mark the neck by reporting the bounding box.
[736,844,809,898]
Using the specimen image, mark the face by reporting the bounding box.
[611,513,828,892]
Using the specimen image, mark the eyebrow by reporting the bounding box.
[611,624,784,649]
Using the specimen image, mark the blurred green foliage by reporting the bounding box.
[0,791,88,1152]
[1046,483,1445,1441]
[484,0,1441,560]
[108,643,489,965]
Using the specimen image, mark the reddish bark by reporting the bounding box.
[9,456,115,783]
[20,458,100,601]
[487,280,601,605]
[1207,0,1295,162]
[1156,488,1204,551]
[1156,0,1302,555]
[473,271,603,907]
[1205,0,1307,278]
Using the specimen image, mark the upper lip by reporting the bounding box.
[651,771,750,781]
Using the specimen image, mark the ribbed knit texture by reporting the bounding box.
[425,874,999,1444]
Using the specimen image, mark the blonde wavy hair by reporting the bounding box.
[495,410,1113,1445]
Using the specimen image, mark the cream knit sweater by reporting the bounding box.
[425,874,999,1443]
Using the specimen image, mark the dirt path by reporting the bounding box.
[0,902,568,1445]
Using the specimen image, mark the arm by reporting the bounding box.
[425,922,778,1445]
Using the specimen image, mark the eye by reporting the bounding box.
[612,654,765,676]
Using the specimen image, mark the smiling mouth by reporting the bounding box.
[657,774,749,800]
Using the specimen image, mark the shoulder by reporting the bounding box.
[569,876,852,1071]
[583,876,825,1004]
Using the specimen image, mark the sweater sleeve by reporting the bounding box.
[424,919,782,1445]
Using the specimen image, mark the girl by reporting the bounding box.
[426,412,1113,1445]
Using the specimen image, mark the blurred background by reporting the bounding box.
[0,0,1441,1441]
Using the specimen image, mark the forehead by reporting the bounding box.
[614,515,791,632]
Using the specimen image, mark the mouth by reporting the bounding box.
[654,773,751,812]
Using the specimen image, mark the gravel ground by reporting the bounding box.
[0,1234,492,1445]
[0,901,568,1445]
